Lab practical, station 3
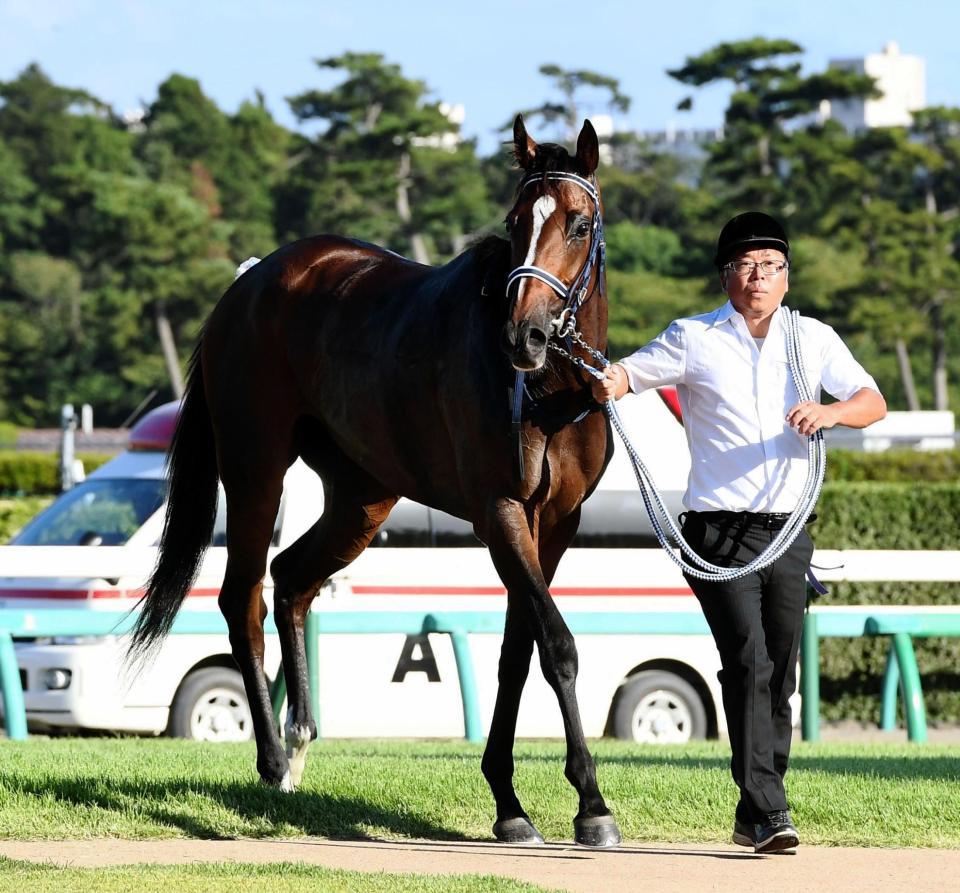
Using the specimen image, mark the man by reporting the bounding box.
[591,212,886,854]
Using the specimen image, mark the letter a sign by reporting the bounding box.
[392,634,441,682]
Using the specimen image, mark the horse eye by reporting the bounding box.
[574,220,591,239]
[504,218,514,234]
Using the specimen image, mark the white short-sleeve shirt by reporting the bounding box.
[618,301,879,513]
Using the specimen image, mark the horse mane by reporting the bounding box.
[468,233,511,301]
[469,233,510,267]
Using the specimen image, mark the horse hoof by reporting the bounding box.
[493,816,545,845]
[574,814,622,848]
[259,770,295,792]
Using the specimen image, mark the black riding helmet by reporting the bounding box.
[714,212,790,269]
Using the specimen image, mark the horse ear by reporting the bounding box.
[513,114,538,169]
[576,119,599,175]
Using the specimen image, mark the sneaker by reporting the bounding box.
[754,810,799,854]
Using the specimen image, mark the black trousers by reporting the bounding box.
[681,511,814,821]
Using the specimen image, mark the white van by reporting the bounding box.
[1,389,726,744]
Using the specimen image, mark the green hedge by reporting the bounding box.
[812,482,960,724]
[826,448,960,483]
[0,422,18,449]
[0,496,53,542]
[815,482,960,549]
[0,452,112,496]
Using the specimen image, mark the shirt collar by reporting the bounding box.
[709,301,737,328]
[709,300,788,331]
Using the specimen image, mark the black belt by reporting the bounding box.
[688,510,817,530]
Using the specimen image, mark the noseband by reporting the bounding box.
[505,171,606,332]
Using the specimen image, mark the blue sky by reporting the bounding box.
[3,0,959,154]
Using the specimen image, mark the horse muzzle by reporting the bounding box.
[501,319,548,371]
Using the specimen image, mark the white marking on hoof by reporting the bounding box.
[278,770,294,793]
[284,707,313,789]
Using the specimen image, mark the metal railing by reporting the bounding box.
[0,608,711,742]
[3,549,959,743]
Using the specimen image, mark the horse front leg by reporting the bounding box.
[481,599,540,843]
[483,499,621,848]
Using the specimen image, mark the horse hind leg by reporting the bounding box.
[216,459,291,788]
[270,461,397,789]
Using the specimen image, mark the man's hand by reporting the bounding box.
[786,401,842,436]
[787,389,886,436]
[591,363,628,403]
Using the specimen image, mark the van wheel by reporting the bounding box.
[612,670,707,744]
[169,667,253,742]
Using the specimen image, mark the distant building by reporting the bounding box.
[610,125,721,185]
[410,102,465,151]
[826,42,925,131]
[639,124,723,161]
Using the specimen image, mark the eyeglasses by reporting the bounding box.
[724,260,789,277]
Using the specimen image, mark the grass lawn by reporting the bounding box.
[0,860,553,893]
[0,738,958,848]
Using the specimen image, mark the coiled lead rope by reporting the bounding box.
[548,309,826,581]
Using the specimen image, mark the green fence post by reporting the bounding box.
[448,629,483,742]
[892,632,927,743]
[879,642,900,731]
[305,612,321,739]
[800,611,820,742]
[0,632,28,740]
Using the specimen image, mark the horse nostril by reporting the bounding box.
[501,324,517,352]
[526,327,547,351]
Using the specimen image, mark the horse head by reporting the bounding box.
[501,114,604,372]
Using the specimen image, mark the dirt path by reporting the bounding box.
[3,837,958,893]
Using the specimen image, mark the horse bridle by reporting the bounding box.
[505,171,606,334]
[504,171,607,482]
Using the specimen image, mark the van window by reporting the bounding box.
[11,479,165,546]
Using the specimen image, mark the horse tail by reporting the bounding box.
[128,345,219,661]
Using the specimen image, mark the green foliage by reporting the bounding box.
[0,422,18,449]
[0,496,52,541]
[811,482,960,723]
[827,448,960,483]
[281,53,494,259]
[815,482,960,550]
[605,222,683,276]
[0,46,958,427]
[0,138,41,251]
[509,63,630,143]
[669,38,878,209]
[0,453,111,496]
[606,268,710,358]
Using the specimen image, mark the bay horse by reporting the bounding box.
[131,115,621,848]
